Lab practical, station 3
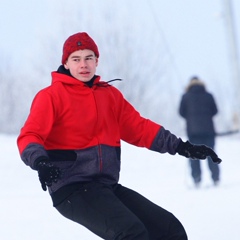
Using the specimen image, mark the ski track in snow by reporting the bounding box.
[1,134,239,240]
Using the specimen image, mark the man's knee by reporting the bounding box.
[167,214,188,240]
[114,220,149,240]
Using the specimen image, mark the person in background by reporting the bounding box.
[179,76,220,187]
[17,33,221,239]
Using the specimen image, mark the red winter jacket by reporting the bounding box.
[17,72,180,196]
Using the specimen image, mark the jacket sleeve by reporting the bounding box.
[114,88,181,153]
[20,143,49,170]
[17,90,55,169]
[210,94,218,116]
[179,95,187,118]
[150,127,181,155]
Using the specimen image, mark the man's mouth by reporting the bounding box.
[80,71,90,75]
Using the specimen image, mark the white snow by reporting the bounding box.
[1,133,239,240]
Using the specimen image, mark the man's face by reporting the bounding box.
[64,49,98,82]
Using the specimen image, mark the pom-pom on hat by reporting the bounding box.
[61,32,99,64]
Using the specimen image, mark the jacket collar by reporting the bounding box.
[51,65,100,87]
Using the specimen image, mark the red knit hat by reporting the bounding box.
[61,32,99,64]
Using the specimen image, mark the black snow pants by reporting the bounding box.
[55,182,188,240]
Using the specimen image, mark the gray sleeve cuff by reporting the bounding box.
[21,143,49,170]
[150,127,181,155]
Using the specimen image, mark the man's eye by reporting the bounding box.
[86,57,93,60]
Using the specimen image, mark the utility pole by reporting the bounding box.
[223,0,240,129]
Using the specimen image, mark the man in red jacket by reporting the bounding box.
[17,32,221,240]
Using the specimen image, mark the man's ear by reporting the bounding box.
[64,62,69,69]
[96,58,98,67]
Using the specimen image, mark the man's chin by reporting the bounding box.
[76,77,92,82]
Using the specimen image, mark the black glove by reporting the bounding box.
[176,140,222,164]
[37,160,61,191]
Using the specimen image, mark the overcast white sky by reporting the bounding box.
[1,0,239,80]
[1,0,239,82]
[1,0,240,130]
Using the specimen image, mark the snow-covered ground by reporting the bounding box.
[1,133,239,240]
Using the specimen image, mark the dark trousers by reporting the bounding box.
[55,182,188,240]
[188,136,220,183]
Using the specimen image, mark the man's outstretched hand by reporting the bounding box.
[176,140,222,164]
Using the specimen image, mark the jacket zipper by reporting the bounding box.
[98,144,103,173]
[91,87,103,173]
